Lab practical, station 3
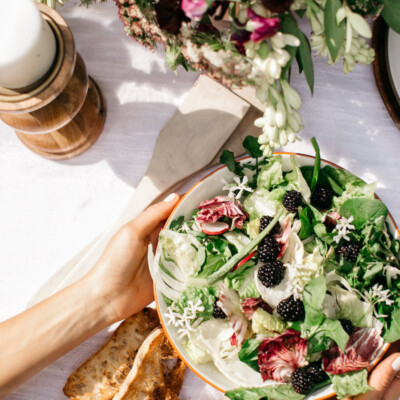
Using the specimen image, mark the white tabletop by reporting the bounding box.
[1,1,400,399]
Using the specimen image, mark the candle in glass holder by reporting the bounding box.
[0,0,57,89]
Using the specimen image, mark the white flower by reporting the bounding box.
[333,216,355,243]
[222,175,253,199]
[383,265,400,287]
[365,283,394,307]
[165,299,205,339]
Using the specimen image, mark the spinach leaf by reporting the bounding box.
[299,207,313,240]
[169,216,184,231]
[220,150,244,177]
[322,165,365,189]
[238,338,261,372]
[383,307,400,342]
[225,384,305,400]
[340,198,388,229]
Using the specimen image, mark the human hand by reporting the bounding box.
[343,346,400,400]
[84,193,180,323]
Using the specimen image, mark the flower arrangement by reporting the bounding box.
[83,0,399,155]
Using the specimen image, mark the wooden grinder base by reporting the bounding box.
[0,4,105,160]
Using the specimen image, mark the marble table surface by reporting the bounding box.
[1,1,399,398]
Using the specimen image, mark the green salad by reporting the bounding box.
[149,138,400,400]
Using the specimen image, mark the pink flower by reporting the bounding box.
[247,9,280,43]
[258,329,308,382]
[181,0,207,21]
[196,196,248,229]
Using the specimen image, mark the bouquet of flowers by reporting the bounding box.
[85,0,399,155]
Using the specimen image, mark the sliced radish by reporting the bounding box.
[201,222,229,235]
[232,251,256,272]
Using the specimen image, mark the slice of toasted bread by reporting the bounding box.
[112,328,185,400]
[63,308,159,400]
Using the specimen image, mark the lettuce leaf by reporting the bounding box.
[383,307,400,342]
[331,369,371,399]
[285,155,311,203]
[257,156,285,190]
[173,287,216,320]
[244,187,286,220]
[225,384,305,400]
[238,338,261,372]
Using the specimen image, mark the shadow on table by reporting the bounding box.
[56,15,198,188]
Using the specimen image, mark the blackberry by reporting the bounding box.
[258,236,281,262]
[340,319,354,336]
[259,216,281,235]
[312,186,333,209]
[258,261,286,288]
[307,362,328,383]
[277,295,305,321]
[291,367,314,394]
[212,300,226,319]
[282,190,303,213]
[337,241,362,263]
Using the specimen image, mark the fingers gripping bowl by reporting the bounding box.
[150,152,400,400]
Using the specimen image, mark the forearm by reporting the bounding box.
[0,278,115,397]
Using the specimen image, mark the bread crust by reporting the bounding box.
[63,308,159,400]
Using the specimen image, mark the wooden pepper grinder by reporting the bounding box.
[0,3,106,160]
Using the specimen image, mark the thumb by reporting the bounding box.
[352,353,400,400]
[128,193,180,239]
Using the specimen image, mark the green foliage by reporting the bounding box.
[169,216,184,231]
[325,0,346,61]
[238,338,261,372]
[310,137,320,193]
[220,150,244,177]
[383,307,400,342]
[173,287,216,320]
[382,0,400,34]
[243,136,263,159]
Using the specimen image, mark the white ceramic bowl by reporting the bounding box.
[154,153,396,398]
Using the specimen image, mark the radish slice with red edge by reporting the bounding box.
[201,222,229,235]
[232,251,256,272]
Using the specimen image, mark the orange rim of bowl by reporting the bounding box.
[153,152,398,396]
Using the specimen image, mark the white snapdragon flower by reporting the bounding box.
[222,175,253,199]
[333,216,355,243]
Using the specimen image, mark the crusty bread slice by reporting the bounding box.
[112,327,185,400]
[63,308,159,400]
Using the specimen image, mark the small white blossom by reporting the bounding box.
[365,283,394,307]
[333,216,355,243]
[164,299,205,339]
[222,175,253,199]
[383,265,400,287]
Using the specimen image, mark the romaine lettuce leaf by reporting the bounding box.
[257,156,285,190]
[330,369,371,399]
[285,155,311,203]
[225,384,305,400]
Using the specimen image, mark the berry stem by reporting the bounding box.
[207,208,284,284]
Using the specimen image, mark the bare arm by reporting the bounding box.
[0,194,179,398]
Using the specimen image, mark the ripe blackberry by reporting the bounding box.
[337,241,362,263]
[307,362,328,383]
[258,236,281,262]
[259,216,281,235]
[258,261,286,288]
[282,190,303,213]
[212,300,226,319]
[312,186,333,209]
[340,319,354,336]
[277,295,305,321]
[291,367,314,394]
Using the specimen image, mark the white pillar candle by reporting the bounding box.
[0,0,57,89]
